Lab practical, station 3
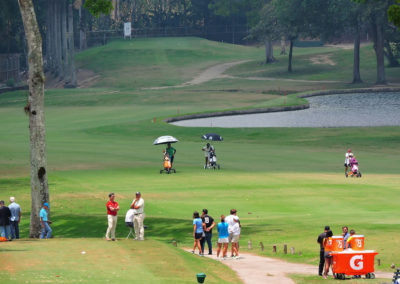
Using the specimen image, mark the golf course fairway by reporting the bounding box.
[1,37,399,283]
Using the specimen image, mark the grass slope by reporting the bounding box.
[0,37,399,283]
[0,239,239,284]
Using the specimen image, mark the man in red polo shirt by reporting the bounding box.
[106,193,119,241]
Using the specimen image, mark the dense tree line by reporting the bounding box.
[248,0,400,84]
[2,0,400,85]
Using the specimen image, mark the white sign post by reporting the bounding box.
[124,22,131,39]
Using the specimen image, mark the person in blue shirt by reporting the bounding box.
[217,215,229,259]
[342,226,350,248]
[40,203,52,239]
[192,211,205,256]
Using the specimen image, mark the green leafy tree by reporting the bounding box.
[388,1,400,27]
[84,0,113,17]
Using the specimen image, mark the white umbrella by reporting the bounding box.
[153,135,179,145]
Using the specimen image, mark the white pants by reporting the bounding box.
[133,213,144,240]
[106,215,118,239]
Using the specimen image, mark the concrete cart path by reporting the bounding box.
[183,249,393,284]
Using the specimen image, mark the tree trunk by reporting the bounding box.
[265,40,276,64]
[17,0,50,239]
[288,39,294,73]
[45,0,52,72]
[352,29,362,84]
[54,1,62,77]
[280,36,286,55]
[384,40,399,67]
[61,0,68,80]
[66,3,77,88]
[374,22,386,84]
[79,4,87,50]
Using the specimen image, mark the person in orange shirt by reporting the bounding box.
[323,230,334,279]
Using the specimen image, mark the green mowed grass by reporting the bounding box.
[1,37,400,283]
[0,239,239,284]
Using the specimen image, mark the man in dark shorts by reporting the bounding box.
[200,209,216,255]
[317,225,330,276]
[165,143,176,166]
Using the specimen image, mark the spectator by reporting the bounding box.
[225,209,240,258]
[0,200,11,240]
[192,211,205,256]
[40,202,52,239]
[106,193,119,241]
[342,226,350,248]
[346,229,356,248]
[217,215,229,259]
[323,230,334,279]
[200,208,215,255]
[130,192,145,241]
[317,225,330,276]
[9,197,21,240]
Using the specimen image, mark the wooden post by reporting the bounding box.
[284,244,287,254]
[260,242,264,251]
[273,245,277,253]
[377,259,380,266]
[172,240,177,247]
[291,247,295,255]
[298,251,302,256]
[248,240,252,250]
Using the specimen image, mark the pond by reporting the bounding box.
[171,92,400,128]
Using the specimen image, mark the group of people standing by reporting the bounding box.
[317,225,358,279]
[192,209,241,259]
[0,197,21,240]
[105,192,145,241]
[0,197,51,240]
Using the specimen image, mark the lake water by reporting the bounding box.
[171,92,400,128]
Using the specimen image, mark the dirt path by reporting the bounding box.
[184,249,392,284]
[144,60,343,90]
[144,60,249,90]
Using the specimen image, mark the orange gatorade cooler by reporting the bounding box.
[349,235,365,251]
[332,236,344,252]
[331,250,378,279]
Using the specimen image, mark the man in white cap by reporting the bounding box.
[130,192,145,240]
[9,197,21,239]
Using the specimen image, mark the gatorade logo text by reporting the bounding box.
[350,255,364,270]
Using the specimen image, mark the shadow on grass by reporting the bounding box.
[45,215,191,242]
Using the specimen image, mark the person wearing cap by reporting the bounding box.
[9,197,21,239]
[106,193,119,241]
[344,148,353,177]
[40,202,52,239]
[0,200,11,240]
[130,192,145,240]
[200,209,215,255]
[317,225,330,276]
